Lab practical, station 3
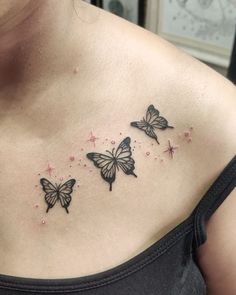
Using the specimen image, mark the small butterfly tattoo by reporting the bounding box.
[40,178,76,213]
[87,137,137,191]
[130,105,174,144]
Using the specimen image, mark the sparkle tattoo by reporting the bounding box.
[130,105,174,144]
[87,131,99,147]
[163,140,178,159]
[45,164,55,177]
[40,178,76,213]
[87,137,137,191]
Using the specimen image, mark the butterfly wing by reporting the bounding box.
[87,153,116,191]
[146,104,159,123]
[40,178,58,213]
[130,120,159,144]
[58,179,76,213]
[146,105,173,130]
[115,137,137,177]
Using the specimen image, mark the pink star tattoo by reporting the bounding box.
[87,131,99,147]
[45,164,55,177]
[163,140,178,159]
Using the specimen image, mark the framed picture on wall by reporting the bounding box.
[84,0,146,26]
[84,0,103,5]
[146,0,236,67]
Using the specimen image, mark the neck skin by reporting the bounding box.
[0,0,75,91]
[0,0,97,104]
[0,0,101,137]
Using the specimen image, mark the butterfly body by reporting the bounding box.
[40,178,76,213]
[105,149,122,170]
[47,183,65,211]
[131,105,174,144]
[87,137,137,191]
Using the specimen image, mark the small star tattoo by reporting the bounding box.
[45,164,55,177]
[87,131,99,147]
[163,140,178,159]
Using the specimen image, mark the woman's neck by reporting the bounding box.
[0,0,104,137]
[0,0,84,94]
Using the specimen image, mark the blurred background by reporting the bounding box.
[84,0,236,84]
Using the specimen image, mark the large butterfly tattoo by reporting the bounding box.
[130,105,174,144]
[87,137,137,191]
[40,178,76,213]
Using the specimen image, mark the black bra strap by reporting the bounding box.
[192,155,236,249]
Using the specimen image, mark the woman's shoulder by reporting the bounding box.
[110,13,236,293]
[96,5,235,168]
[97,3,236,103]
[79,3,236,215]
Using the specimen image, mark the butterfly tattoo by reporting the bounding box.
[130,105,174,144]
[87,137,137,191]
[40,178,76,213]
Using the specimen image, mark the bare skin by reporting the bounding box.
[0,1,235,293]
